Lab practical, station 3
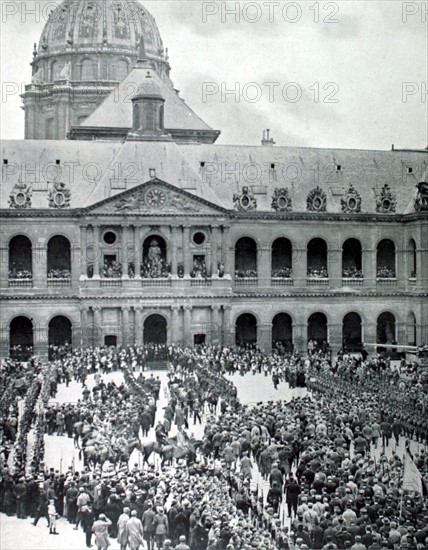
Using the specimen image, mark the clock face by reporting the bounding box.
[145,188,167,209]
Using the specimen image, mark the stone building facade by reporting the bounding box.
[1,0,427,361]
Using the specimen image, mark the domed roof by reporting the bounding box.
[36,0,165,61]
[132,71,164,100]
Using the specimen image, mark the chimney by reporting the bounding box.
[261,128,275,147]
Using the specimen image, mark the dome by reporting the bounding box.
[132,71,164,100]
[33,0,168,84]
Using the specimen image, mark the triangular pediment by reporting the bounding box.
[84,179,227,215]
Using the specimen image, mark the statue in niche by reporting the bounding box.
[148,239,162,266]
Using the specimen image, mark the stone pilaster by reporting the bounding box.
[211,305,221,343]
[211,226,220,276]
[33,242,46,289]
[182,226,191,276]
[134,307,143,345]
[223,305,233,345]
[293,246,307,287]
[328,323,342,357]
[170,225,178,276]
[183,305,192,344]
[363,248,375,288]
[0,245,8,289]
[258,246,271,287]
[258,322,272,353]
[93,306,102,346]
[171,305,181,342]
[328,247,342,289]
[122,307,131,346]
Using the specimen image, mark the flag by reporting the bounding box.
[403,451,425,495]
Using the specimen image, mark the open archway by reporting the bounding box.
[377,312,396,345]
[342,312,362,351]
[307,238,328,277]
[377,239,396,278]
[235,313,257,346]
[47,236,71,278]
[48,316,72,356]
[9,235,32,279]
[144,314,167,345]
[235,237,257,278]
[308,313,328,344]
[10,316,34,360]
[342,238,362,278]
[272,313,293,352]
[271,238,292,278]
[408,239,417,278]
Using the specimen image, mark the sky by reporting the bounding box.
[1,0,427,149]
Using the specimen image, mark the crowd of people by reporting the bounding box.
[102,261,123,279]
[272,268,293,279]
[234,269,257,279]
[1,344,428,550]
[47,268,71,279]
[8,267,32,279]
[191,259,209,279]
[342,268,363,279]
[376,267,396,279]
[307,268,329,278]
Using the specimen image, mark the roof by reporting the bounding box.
[1,140,426,214]
[81,64,214,133]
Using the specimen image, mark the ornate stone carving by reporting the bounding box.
[307,186,327,212]
[341,184,362,213]
[48,181,71,208]
[9,182,32,209]
[376,184,396,213]
[233,186,257,211]
[415,181,428,212]
[271,188,292,212]
[114,186,201,213]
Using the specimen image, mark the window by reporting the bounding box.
[103,231,117,245]
[56,159,61,165]
[193,232,206,245]
[3,159,8,165]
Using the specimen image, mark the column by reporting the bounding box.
[293,245,307,288]
[33,242,46,288]
[328,322,342,357]
[134,226,142,280]
[134,306,143,345]
[171,305,180,342]
[122,226,130,279]
[222,305,233,345]
[34,324,48,361]
[0,244,8,288]
[122,306,130,346]
[79,225,88,279]
[293,323,307,355]
[92,225,101,279]
[211,305,221,343]
[222,226,232,277]
[170,226,178,276]
[396,247,406,290]
[79,307,89,347]
[362,248,375,288]
[258,322,272,353]
[258,246,271,287]
[93,306,102,346]
[182,226,191,276]
[211,226,220,276]
[183,306,192,344]
[328,246,342,288]
[363,321,377,357]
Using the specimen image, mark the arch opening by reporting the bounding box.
[235,313,257,346]
[272,313,293,352]
[407,312,417,346]
[271,238,292,278]
[48,316,72,358]
[47,236,71,279]
[141,236,169,278]
[10,316,33,360]
[377,239,396,278]
[144,314,167,345]
[9,235,32,279]
[342,312,362,351]
[342,238,362,278]
[308,312,328,345]
[307,238,328,277]
[409,239,417,278]
[377,312,396,346]
[235,237,257,278]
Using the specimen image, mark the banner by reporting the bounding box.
[403,451,424,495]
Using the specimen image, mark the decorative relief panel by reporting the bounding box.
[233,186,257,211]
[9,182,32,209]
[307,186,327,212]
[271,188,292,212]
[376,184,396,213]
[48,181,71,208]
[341,184,362,213]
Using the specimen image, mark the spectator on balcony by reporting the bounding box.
[102,260,122,279]
[342,267,363,278]
[377,266,396,278]
[191,258,209,279]
[47,268,71,279]
[9,266,32,279]
[272,267,292,278]
[307,267,328,278]
[235,269,257,278]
